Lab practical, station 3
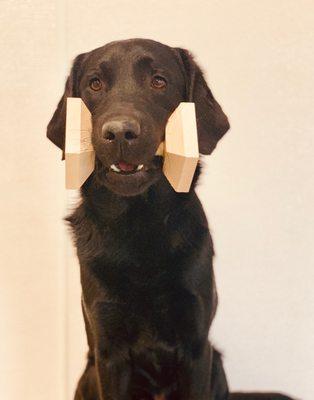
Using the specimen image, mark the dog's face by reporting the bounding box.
[47,38,229,196]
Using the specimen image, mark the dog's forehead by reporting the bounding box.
[84,39,180,70]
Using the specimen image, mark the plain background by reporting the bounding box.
[1,1,313,399]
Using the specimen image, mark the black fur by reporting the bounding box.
[47,39,295,400]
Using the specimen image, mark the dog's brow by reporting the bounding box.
[99,61,113,77]
[134,55,154,66]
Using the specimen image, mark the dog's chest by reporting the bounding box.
[79,211,203,346]
[73,195,212,353]
[92,216,183,294]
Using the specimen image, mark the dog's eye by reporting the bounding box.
[89,78,102,91]
[151,75,167,89]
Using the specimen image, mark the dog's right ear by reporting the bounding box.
[46,53,87,160]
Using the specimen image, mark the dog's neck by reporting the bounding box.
[80,173,195,226]
[78,163,202,225]
[66,164,211,268]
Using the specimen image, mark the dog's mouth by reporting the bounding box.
[94,155,164,196]
[109,161,145,175]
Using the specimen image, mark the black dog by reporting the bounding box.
[47,39,294,400]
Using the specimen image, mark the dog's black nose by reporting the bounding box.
[102,119,140,143]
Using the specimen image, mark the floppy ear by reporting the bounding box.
[173,48,230,155]
[46,53,87,159]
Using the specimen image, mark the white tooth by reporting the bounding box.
[136,164,144,171]
[110,164,121,172]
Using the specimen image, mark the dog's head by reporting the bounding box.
[47,38,229,196]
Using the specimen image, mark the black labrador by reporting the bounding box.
[47,38,295,400]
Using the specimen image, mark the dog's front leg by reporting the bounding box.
[176,341,214,400]
[91,302,132,400]
[94,348,132,400]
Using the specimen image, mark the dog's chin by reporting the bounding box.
[104,168,162,197]
[94,157,163,197]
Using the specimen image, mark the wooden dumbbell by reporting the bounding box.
[155,102,199,192]
[65,98,199,192]
[65,98,94,189]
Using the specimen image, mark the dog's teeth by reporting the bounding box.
[110,164,121,172]
[136,164,144,171]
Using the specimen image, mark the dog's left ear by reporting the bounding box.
[47,53,87,160]
[173,48,230,155]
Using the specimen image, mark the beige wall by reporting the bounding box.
[1,1,313,399]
